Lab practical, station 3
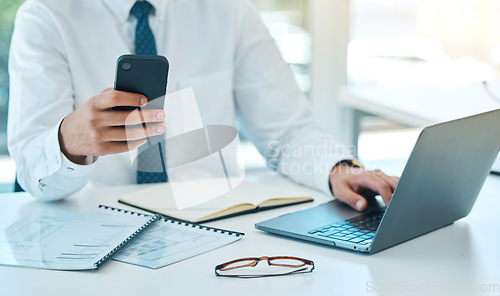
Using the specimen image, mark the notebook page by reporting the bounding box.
[113,218,242,269]
[0,207,152,270]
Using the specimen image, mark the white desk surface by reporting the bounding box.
[339,83,500,173]
[1,165,499,296]
[339,84,500,127]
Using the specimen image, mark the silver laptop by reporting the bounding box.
[256,109,500,254]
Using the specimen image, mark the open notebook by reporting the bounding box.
[119,181,313,223]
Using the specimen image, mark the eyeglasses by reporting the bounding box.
[215,256,315,278]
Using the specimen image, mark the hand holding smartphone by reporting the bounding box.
[58,55,169,164]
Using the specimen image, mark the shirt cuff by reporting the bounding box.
[277,150,352,197]
[36,119,95,197]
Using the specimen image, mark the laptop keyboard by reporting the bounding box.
[307,211,384,245]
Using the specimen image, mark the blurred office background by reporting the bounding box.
[1,0,500,192]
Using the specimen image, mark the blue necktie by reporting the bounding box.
[132,1,157,55]
[132,1,168,184]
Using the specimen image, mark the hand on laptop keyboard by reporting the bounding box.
[329,164,399,212]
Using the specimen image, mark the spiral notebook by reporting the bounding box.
[0,205,243,270]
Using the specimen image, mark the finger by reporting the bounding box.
[95,140,147,155]
[94,90,147,110]
[126,139,148,151]
[101,109,165,126]
[102,123,166,141]
[101,87,113,92]
[371,170,398,191]
[334,182,368,211]
[355,173,394,206]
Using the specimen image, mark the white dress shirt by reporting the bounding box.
[8,0,350,200]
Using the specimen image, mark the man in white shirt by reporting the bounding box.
[8,0,398,211]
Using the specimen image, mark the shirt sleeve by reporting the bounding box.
[232,0,353,195]
[7,1,93,200]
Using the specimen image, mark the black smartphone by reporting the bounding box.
[114,54,169,151]
[114,54,169,111]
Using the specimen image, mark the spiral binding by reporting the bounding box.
[94,205,161,268]
[99,205,244,237]
[98,205,154,217]
[158,217,245,237]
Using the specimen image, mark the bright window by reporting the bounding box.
[349,0,500,87]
